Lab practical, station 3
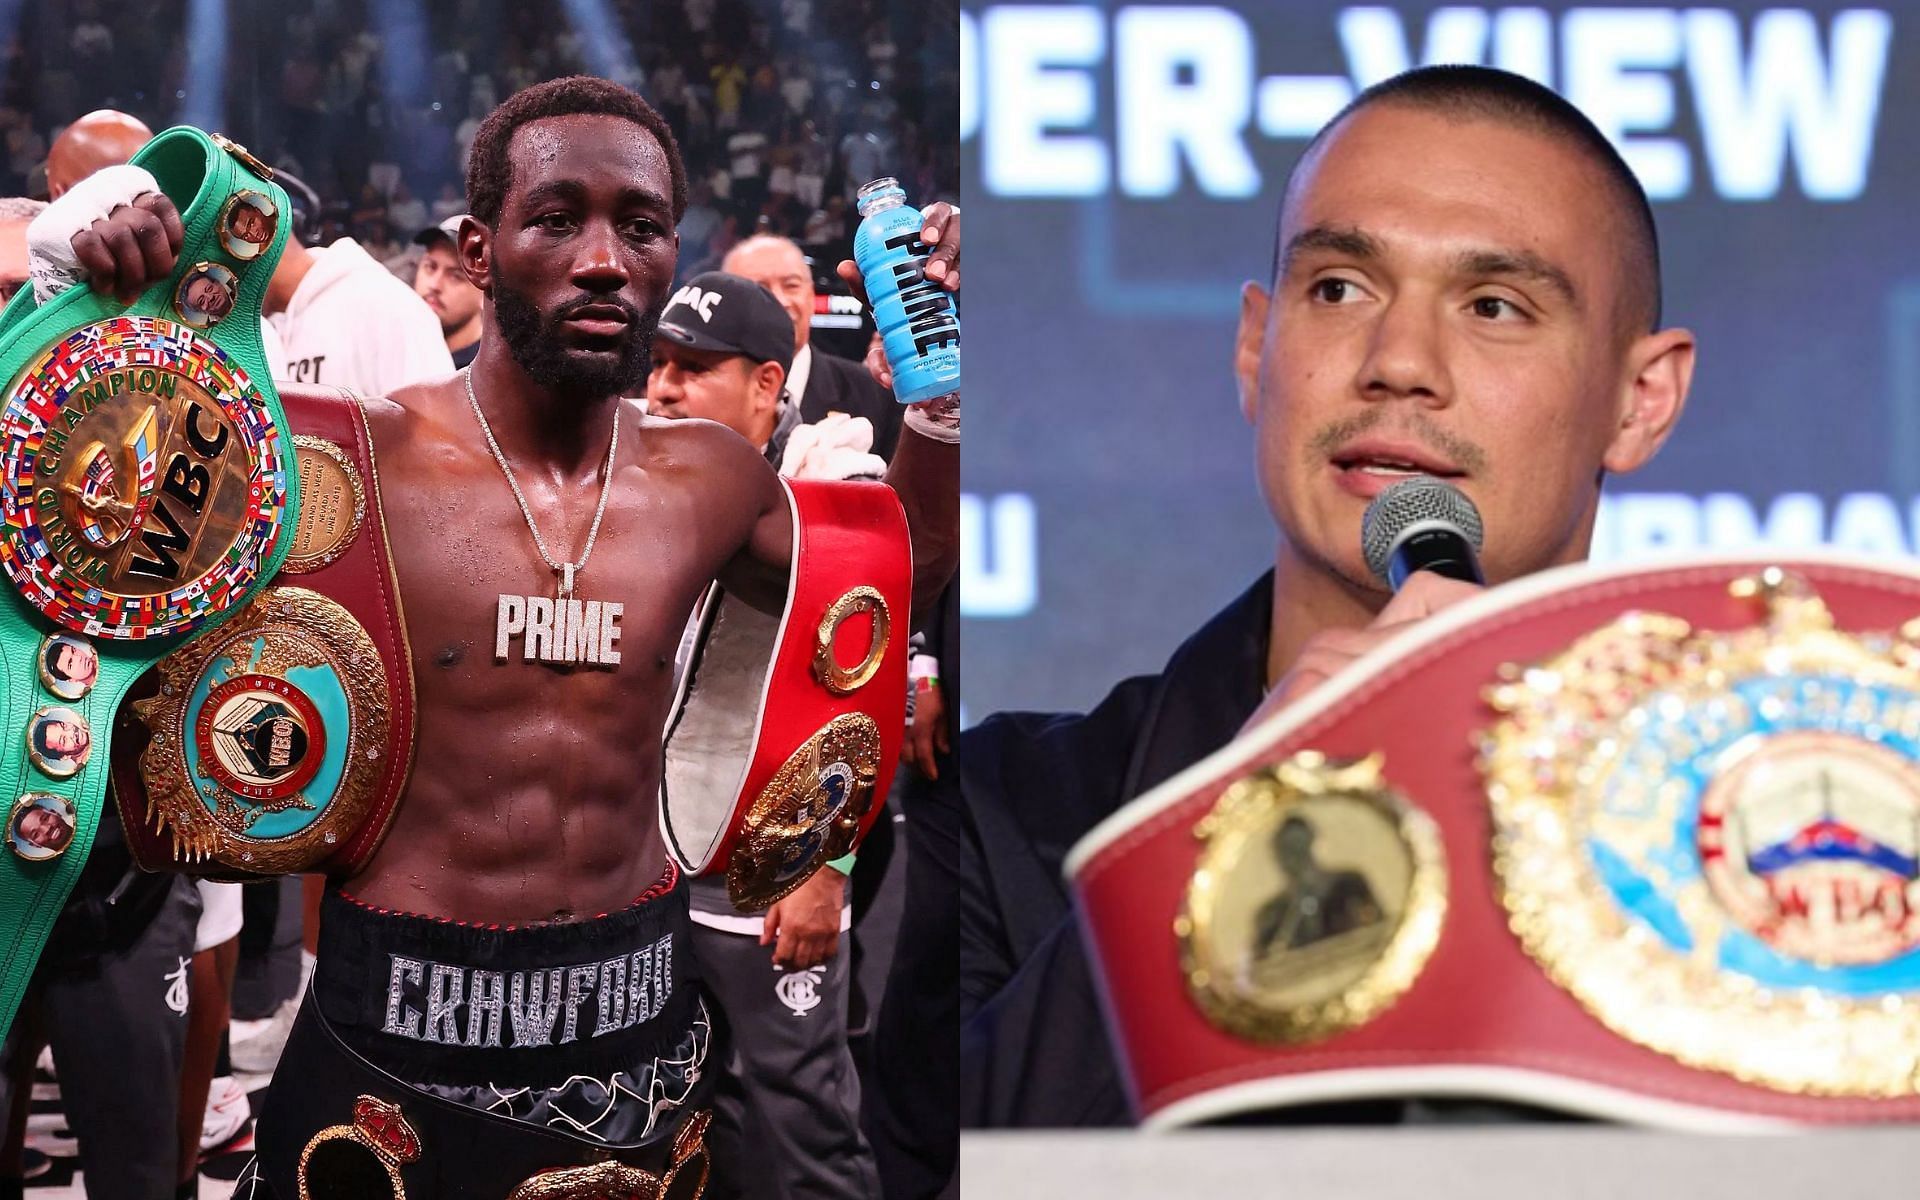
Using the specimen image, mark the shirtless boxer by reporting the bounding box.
[44,75,956,1196]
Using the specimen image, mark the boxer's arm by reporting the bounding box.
[720,424,953,619]
[884,411,959,615]
[832,201,962,616]
[26,166,183,303]
[714,434,797,615]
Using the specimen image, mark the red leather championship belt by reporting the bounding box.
[1069,553,1920,1129]
[110,383,416,879]
[662,477,909,911]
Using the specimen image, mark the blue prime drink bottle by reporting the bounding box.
[852,177,959,406]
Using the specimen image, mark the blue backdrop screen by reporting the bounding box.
[960,1,1920,718]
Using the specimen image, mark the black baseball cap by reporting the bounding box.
[655,272,795,376]
[413,214,467,249]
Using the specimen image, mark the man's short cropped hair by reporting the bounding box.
[466,75,688,231]
[1282,65,1662,333]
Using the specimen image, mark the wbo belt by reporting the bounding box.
[1068,553,1920,1129]
[0,128,297,1036]
[661,478,909,911]
[253,998,711,1200]
[110,382,416,880]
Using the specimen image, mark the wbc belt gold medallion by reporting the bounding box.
[1176,751,1446,1043]
[1482,568,1920,1095]
[135,585,389,873]
[0,317,287,639]
[727,714,880,910]
[283,436,365,574]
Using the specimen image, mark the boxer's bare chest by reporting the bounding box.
[347,397,748,921]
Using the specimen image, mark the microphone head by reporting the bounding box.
[1361,476,1485,585]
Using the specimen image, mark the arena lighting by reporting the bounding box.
[369,0,433,182]
[176,0,227,129]
[0,0,22,104]
[371,0,430,107]
[561,0,641,83]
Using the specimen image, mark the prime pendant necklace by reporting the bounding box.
[466,368,625,668]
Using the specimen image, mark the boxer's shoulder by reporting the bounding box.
[361,375,456,446]
[644,409,779,482]
[351,376,493,492]
[631,408,749,465]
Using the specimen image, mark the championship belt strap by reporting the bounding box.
[1069,554,1920,1128]
[661,477,909,911]
[110,383,417,880]
[0,128,296,1035]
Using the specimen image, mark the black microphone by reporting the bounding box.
[1361,476,1485,590]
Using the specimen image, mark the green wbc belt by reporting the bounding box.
[0,128,298,1035]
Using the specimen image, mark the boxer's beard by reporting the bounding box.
[493,281,658,398]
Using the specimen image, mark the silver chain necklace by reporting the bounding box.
[464,367,619,600]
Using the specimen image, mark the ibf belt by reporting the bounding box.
[661,478,909,911]
[0,128,296,1035]
[1068,553,1920,1128]
[110,382,417,880]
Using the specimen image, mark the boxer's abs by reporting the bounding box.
[346,583,686,924]
[346,393,756,923]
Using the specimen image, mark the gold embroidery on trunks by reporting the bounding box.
[297,1095,418,1200]
[505,1160,664,1200]
[727,715,881,910]
[662,1108,711,1198]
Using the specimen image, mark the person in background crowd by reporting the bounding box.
[960,64,1695,1129]
[650,270,886,1200]
[723,233,903,460]
[264,172,455,392]
[44,109,150,199]
[413,213,484,368]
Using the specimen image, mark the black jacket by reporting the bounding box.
[798,346,904,462]
[959,574,1272,1126]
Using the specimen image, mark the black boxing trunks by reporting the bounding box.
[247,864,714,1199]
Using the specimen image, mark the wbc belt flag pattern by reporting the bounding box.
[0,317,286,639]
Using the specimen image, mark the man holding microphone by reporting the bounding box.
[960,64,1697,1126]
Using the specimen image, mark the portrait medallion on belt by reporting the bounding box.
[218,190,279,263]
[1482,568,1920,1095]
[25,705,92,779]
[1176,751,1447,1044]
[135,585,390,874]
[7,792,77,862]
[0,316,287,640]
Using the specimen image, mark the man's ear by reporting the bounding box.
[753,361,787,413]
[1603,326,1695,474]
[460,217,491,292]
[1235,280,1271,425]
